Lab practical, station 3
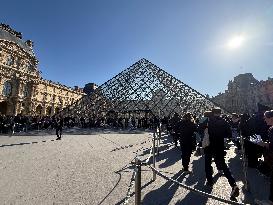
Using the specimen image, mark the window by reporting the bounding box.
[2,81,12,96]
[6,55,14,66]
[23,84,29,97]
[26,62,32,71]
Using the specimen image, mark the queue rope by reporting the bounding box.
[123,167,137,205]
[138,129,250,205]
[121,130,158,204]
[146,164,248,205]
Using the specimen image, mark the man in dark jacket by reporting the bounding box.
[175,113,196,173]
[255,110,273,205]
[205,108,239,200]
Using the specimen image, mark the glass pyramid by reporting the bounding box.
[62,59,224,118]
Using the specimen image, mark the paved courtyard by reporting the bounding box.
[0,128,270,204]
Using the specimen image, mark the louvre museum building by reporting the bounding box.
[0,24,85,116]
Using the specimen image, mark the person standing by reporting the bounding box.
[255,110,273,205]
[56,117,63,140]
[170,113,181,147]
[205,108,239,200]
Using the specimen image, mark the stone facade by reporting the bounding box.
[212,73,273,114]
[0,24,85,116]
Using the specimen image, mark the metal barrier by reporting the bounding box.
[133,127,161,205]
[132,127,250,205]
[123,167,137,205]
[135,158,142,205]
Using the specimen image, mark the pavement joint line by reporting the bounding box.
[0,138,60,148]
[97,134,122,147]
[111,138,152,152]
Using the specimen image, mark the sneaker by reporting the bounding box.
[230,185,239,198]
[255,199,273,205]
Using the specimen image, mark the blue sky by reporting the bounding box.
[2,0,273,96]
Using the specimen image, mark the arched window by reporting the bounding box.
[2,81,12,96]
[36,105,43,115]
[46,106,52,116]
[55,107,60,114]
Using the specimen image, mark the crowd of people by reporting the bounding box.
[167,108,273,204]
[0,114,160,135]
[1,107,273,204]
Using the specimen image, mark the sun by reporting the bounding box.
[227,35,245,49]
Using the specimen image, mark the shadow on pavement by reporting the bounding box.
[176,157,211,205]
[228,148,267,204]
[142,170,185,205]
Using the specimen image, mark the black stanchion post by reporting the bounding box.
[153,132,156,181]
[135,157,141,205]
[156,123,161,156]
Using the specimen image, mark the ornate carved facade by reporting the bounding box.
[212,73,273,114]
[0,23,85,116]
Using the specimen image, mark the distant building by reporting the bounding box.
[212,73,273,114]
[83,83,98,95]
[0,23,85,116]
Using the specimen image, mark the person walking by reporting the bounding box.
[176,113,196,173]
[205,108,239,200]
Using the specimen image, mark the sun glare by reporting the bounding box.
[227,35,245,49]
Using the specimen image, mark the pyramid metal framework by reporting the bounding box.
[61,59,226,118]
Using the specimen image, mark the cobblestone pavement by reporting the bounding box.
[0,129,269,204]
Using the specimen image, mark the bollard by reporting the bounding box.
[153,132,156,181]
[156,124,161,156]
[135,157,141,205]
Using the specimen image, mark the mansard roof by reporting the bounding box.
[0,24,34,56]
